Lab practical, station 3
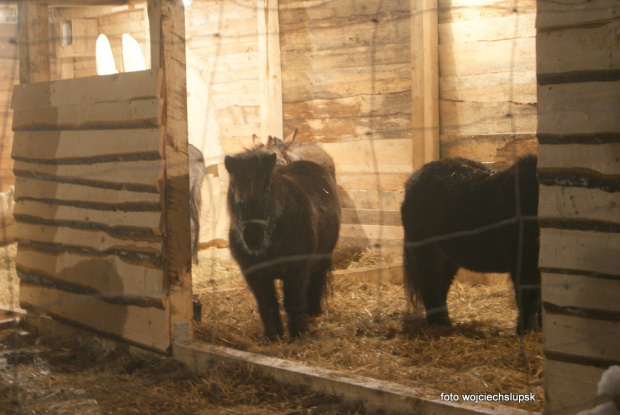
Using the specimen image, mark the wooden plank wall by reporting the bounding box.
[536,0,620,412]
[279,0,410,250]
[0,5,17,245]
[185,0,261,155]
[11,70,171,352]
[438,0,538,169]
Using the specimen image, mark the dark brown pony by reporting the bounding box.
[401,155,540,335]
[253,129,336,179]
[225,147,341,340]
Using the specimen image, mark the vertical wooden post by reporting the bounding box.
[17,0,51,84]
[257,0,283,141]
[410,0,439,169]
[148,0,193,344]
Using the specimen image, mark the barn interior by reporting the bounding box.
[0,0,618,414]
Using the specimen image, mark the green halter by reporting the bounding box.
[239,218,269,227]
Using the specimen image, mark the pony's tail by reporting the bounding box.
[402,234,424,310]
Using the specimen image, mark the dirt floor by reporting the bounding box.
[0,243,544,414]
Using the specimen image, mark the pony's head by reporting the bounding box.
[225,149,280,255]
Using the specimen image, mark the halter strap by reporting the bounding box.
[239,218,269,227]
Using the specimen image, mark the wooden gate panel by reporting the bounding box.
[11,69,174,352]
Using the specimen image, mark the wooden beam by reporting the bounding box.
[257,0,283,141]
[410,0,439,170]
[147,0,193,344]
[17,0,51,84]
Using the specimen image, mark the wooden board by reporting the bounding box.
[321,139,413,175]
[17,248,164,300]
[542,272,620,313]
[538,81,620,135]
[11,69,161,109]
[537,0,619,30]
[12,98,162,131]
[543,313,620,363]
[13,159,164,191]
[14,200,162,236]
[342,208,401,226]
[539,228,620,276]
[18,222,163,256]
[537,20,620,76]
[14,177,161,207]
[11,129,163,161]
[538,143,620,175]
[20,284,168,352]
[543,360,605,414]
[539,185,620,225]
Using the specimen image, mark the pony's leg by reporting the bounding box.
[307,262,330,317]
[246,276,283,341]
[406,244,456,326]
[282,273,309,338]
[512,268,542,335]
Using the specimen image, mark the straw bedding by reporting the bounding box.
[193,251,543,412]
[0,244,543,413]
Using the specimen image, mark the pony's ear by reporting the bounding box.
[283,128,298,144]
[252,133,261,147]
[267,135,276,147]
[224,155,238,175]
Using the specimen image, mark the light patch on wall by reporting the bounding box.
[122,33,146,72]
[95,34,118,75]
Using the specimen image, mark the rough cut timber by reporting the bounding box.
[536,0,620,412]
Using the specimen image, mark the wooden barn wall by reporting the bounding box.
[536,0,620,412]
[10,70,171,352]
[186,0,260,155]
[438,0,538,169]
[0,5,17,246]
[278,0,410,249]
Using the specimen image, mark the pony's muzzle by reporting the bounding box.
[240,219,269,251]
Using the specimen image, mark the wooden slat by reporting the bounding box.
[16,248,164,299]
[257,0,283,140]
[543,313,620,362]
[11,129,163,161]
[439,37,535,77]
[282,65,410,102]
[538,143,620,175]
[17,1,50,84]
[438,0,536,25]
[11,69,161,109]
[440,99,537,136]
[539,185,620,225]
[20,284,169,352]
[149,0,193,341]
[440,71,536,103]
[337,172,410,192]
[411,0,439,169]
[12,98,162,131]
[341,189,405,211]
[17,222,163,255]
[537,0,619,30]
[14,177,161,206]
[544,360,605,414]
[13,159,164,190]
[72,18,98,55]
[542,272,620,313]
[539,228,620,276]
[440,134,538,168]
[537,20,620,76]
[439,14,535,44]
[341,208,401,226]
[321,139,413,174]
[340,224,404,241]
[538,81,620,135]
[14,200,162,235]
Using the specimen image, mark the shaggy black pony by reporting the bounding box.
[400,155,540,335]
[225,148,341,340]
